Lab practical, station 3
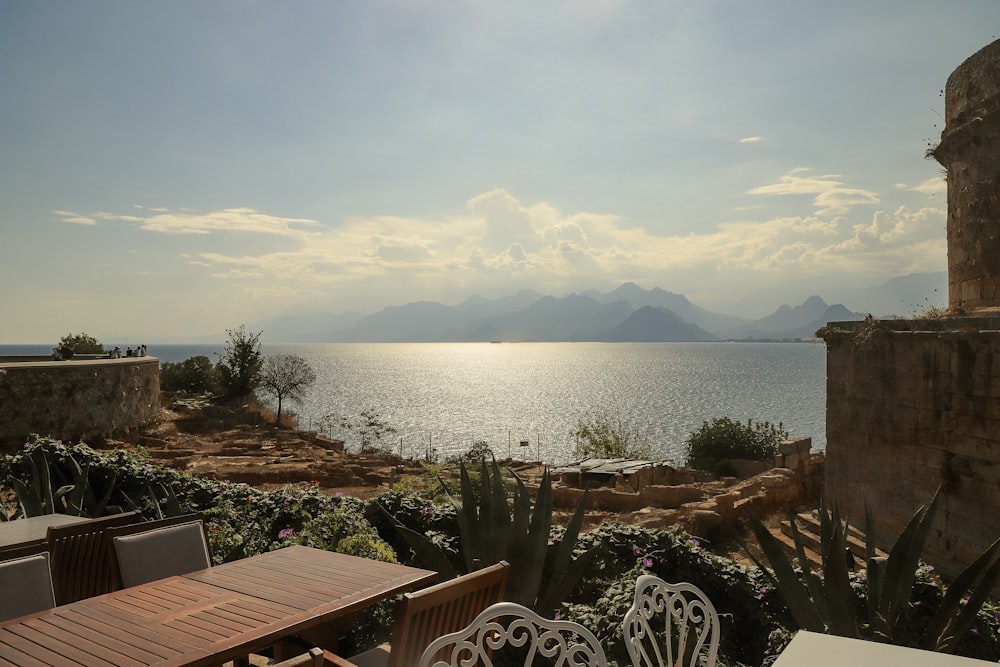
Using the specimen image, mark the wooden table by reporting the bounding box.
[773,630,998,666]
[0,545,436,666]
[0,515,91,550]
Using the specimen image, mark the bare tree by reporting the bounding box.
[257,353,317,426]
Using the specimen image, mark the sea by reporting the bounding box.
[0,341,827,465]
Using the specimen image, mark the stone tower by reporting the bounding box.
[822,40,1000,589]
[933,39,1000,312]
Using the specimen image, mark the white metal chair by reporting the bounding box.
[0,547,56,622]
[622,575,720,667]
[417,601,608,667]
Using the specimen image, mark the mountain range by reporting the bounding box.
[257,281,884,343]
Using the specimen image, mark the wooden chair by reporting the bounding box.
[416,601,608,667]
[273,648,326,667]
[105,513,211,588]
[325,561,509,667]
[46,510,141,605]
[622,575,720,667]
[0,545,56,622]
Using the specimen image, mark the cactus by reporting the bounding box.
[382,457,593,616]
[746,489,1000,653]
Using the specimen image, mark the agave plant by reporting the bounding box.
[746,489,1000,653]
[381,457,593,617]
[3,445,125,518]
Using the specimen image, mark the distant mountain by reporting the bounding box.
[725,297,865,340]
[830,271,947,318]
[601,306,719,342]
[275,284,880,343]
[590,282,749,334]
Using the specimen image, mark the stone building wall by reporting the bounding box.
[823,318,1000,579]
[0,357,160,448]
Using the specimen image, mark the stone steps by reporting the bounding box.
[778,511,888,571]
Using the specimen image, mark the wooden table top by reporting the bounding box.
[0,545,437,667]
[772,630,998,666]
[0,515,92,549]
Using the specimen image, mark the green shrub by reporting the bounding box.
[573,413,652,460]
[684,417,787,471]
[160,355,218,393]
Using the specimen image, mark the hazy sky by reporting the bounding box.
[2,1,996,343]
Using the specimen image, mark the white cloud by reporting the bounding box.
[746,169,880,216]
[53,210,96,225]
[67,189,945,320]
[739,136,765,143]
[906,177,947,195]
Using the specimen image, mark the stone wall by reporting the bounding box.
[823,318,1000,580]
[0,357,160,448]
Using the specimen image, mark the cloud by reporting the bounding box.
[55,207,320,237]
[904,177,947,195]
[73,188,945,318]
[53,210,97,225]
[746,168,880,215]
[739,136,765,143]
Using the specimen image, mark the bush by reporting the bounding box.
[160,355,218,394]
[684,417,787,471]
[573,413,652,459]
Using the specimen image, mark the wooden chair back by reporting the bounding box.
[386,561,509,667]
[0,549,56,622]
[105,513,210,588]
[46,510,141,605]
[0,540,49,561]
[417,601,608,666]
[622,575,720,667]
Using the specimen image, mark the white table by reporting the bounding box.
[773,631,998,666]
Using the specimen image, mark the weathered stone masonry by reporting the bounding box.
[824,319,1000,577]
[824,39,1000,585]
[0,357,160,449]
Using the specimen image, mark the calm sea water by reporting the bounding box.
[1,342,827,464]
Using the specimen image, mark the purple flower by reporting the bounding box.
[642,557,654,568]
[420,507,433,516]
[277,528,295,540]
[759,587,768,595]
[553,612,561,621]
[335,492,344,498]
[633,547,642,556]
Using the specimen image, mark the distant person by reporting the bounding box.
[52,347,62,361]
[139,344,147,357]
[126,346,133,357]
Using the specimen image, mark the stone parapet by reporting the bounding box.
[0,356,160,448]
[823,318,1000,586]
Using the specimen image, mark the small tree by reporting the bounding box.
[331,408,397,453]
[160,356,218,394]
[215,324,263,400]
[257,354,317,426]
[58,332,104,355]
[684,417,787,471]
[573,413,652,459]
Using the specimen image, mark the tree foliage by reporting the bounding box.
[330,408,398,453]
[684,417,787,470]
[58,332,104,355]
[160,355,218,394]
[572,413,652,460]
[257,353,317,426]
[215,324,263,400]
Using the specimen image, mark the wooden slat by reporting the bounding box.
[0,546,435,667]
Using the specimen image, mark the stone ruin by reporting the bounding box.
[823,39,1000,586]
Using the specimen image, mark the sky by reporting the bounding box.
[2,1,998,343]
